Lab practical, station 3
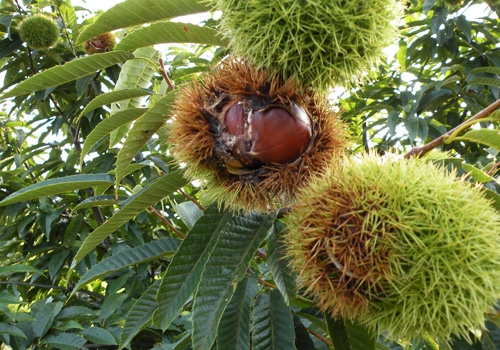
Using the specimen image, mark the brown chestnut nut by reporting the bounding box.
[221,100,312,172]
[249,105,312,164]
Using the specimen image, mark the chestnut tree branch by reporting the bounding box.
[405,98,500,158]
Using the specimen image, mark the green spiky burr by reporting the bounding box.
[285,153,500,342]
[212,0,402,91]
[18,14,60,50]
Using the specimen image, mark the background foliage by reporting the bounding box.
[0,0,500,349]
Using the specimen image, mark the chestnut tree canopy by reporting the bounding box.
[1,0,500,349]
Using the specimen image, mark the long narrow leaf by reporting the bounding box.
[80,108,148,166]
[120,280,161,349]
[192,212,275,350]
[76,0,211,44]
[41,334,87,350]
[71,238,179,296]
[115,22,228,51]
[454,129,500,150]
[0,174,115,207]
[115,94,175,186]
[268,221,296,304]
[0,51,134,99]
[111,47,159,113]
[252,290,296,350]
[217,275,258,350]
[109,47,159,147]
[79,88,154,118]
[325,314,376,350]
[71,171,187,266]
[153,204,234,330]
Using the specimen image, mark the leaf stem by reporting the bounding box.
[405,98,500,158]
[148,206,185,239]
[159,58,175,92]
[178,188,205,211]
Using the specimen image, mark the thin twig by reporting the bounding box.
[148,206,186,239]
[159,58,175,91]
[405,98,500,158]
[178,188,205,211]
[308,329,332,347]
[487,160,500,176]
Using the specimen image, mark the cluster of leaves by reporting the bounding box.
[0,0,499,349]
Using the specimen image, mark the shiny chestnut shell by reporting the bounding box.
[250,105,311,164]
[222,100,312,171]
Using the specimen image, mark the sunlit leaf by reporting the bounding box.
[115,94,174,187]
[0,174,115,207]
[0,51,134,99]
[80,108,148,166]
[115,22,228,51]
[78,88,154,119]
[455,129,500,150]
[76,0,211,44]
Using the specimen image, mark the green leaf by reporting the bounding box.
[192,212,275,350]
[0,51,134,99]
[217,275,258,350]
[174,201,203,230]
[325,314,375,350]
[461,163,495,183]
[0,323,27,339]
[72,195,126,212]
[467,77,500,89]
[267,221,296,304]
[78,88,154,119]
[0,264,41,276]
[456,15,471,42]
[71,238,179,296]
[100,293,128,321]
[0,174,115,207]
[72,171,187,266]
[80,108,148,166]
[41,334,87,350]
[115,94,175,186]
[120,280,161,349]
[82,326,117,345]
[153,204,234,330]
[115,22,228,51]
[482,188,500,211]
[33,301,64,338]
[469,67,500,76]
[111,47,160,113]
[455,129,500,150]
[109,47,160,147]
[423,0,437,13]
[76,0,211,44]
[252,290,296,350]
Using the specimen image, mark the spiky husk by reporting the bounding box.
[169,59,347,212]
[285,153,500,341]
[83,32,116,54]
[212,0,402,91]
[18,14,59,49]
